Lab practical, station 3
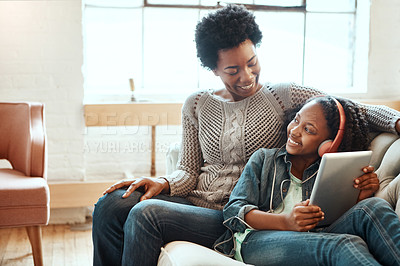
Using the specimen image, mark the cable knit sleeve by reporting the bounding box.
[357,102,400,135]
[163,92,204,197]
[269,82,323,113]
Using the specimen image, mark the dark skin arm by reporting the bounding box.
[244,199,324,232]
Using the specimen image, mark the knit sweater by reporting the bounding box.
[164,82,400,210]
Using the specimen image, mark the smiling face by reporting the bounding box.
[286,100,331,163]
[212,39,262,101]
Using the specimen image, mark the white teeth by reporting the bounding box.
[288,138,300,145]
[239,83,253,90]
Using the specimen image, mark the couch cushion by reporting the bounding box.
[157,241,252,266]
[369,132,399,169]
[0,169,49,227]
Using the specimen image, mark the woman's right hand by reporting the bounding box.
[284,199,324,231]
[102,177,170,201]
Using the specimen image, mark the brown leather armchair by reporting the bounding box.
[0,102,49,266]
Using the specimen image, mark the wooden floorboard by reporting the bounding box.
[0,224,93,266]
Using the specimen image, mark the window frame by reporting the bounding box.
[82,0,369,103]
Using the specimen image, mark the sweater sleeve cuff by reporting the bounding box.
[390,116,400,136]
[163,170,186,196]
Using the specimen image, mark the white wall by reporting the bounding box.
[0,0,399,185]
[0,1,85,181]
[368,0,400,99]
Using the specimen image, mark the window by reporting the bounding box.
[83,0,370,102]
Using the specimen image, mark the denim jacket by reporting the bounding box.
[213,147,321,257]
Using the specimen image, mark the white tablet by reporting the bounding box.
[309,150,373,227]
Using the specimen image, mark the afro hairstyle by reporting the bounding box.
[195,4,263,70]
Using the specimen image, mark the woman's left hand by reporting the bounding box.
[354,166,379,202]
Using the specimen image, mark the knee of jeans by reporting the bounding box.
[93,190,122,216]
[131,199,165,219]
[92,193,118,229]
[355,197,396,220]
[125,199,176,232]
[337,234,366,250]
[357,197,390,211]
[92,190,142,228]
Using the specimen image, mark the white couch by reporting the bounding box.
[157,132,400,266]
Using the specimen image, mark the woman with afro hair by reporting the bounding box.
[92,4,400,266]
[215,96,400,265]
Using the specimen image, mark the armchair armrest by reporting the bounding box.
[0,102,46,178]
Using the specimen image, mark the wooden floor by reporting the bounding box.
[0,224,93,266]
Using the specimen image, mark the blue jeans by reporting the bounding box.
[240,197,400,266]
[92,189,225,266]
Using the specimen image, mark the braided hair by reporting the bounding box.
[195,4,263,70]
[283,96,371,152]
[312,96,371,152]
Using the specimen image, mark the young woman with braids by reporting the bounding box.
[214,96,400,265]
[92,4,400,266]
